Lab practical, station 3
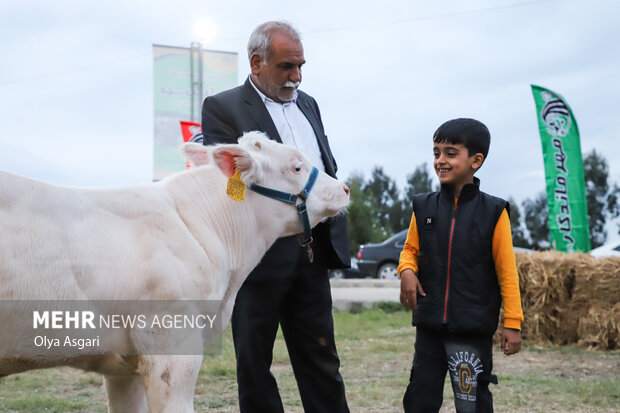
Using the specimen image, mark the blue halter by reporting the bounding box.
[249,167,319,250]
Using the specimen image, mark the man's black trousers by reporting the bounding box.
[403,326,497,413]
[231,254,349,413]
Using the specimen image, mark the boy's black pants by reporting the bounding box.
[403,326,497,413]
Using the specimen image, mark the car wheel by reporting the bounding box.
[377,263,398,280]
[329,269,345,279]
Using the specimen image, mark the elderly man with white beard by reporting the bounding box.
[201,20,351,413]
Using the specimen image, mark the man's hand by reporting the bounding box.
[501,328,521,355]
[400,269,426,310]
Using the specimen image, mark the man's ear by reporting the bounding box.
[472,153,485,171]
[212,144,253,178]
[250,53,263,76]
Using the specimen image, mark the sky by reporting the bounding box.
[1,0,619,211]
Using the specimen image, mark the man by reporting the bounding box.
[201,20,350,413]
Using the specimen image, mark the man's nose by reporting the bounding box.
[290,66,301,83]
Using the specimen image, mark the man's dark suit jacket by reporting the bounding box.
[201,79,351,280]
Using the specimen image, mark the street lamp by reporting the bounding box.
[190,41,203,123]
[190,18,217,122]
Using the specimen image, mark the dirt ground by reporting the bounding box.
[494,346,618,378]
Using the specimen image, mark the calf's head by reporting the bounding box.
[183,131,349,236]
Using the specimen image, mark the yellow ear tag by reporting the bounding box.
[226,169,246,202]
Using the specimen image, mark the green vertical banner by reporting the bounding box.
[531,85,591,252]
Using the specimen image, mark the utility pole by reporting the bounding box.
[190,41,203,123]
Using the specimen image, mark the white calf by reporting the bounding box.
[0,131,349,412]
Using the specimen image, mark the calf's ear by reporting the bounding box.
[182,143,211,167]
[212,145,253,178]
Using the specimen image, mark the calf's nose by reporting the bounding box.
[343,185,350,196]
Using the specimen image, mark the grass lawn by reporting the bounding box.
[0,306,618,412]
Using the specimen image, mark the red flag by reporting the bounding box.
[179,121,202,169]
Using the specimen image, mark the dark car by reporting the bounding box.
[328,266,363,279]
[356,230,408,279]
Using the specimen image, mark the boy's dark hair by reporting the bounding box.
[433,118,490,159]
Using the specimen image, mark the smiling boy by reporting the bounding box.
[398,118,524,412]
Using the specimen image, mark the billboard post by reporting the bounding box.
[153,45,237,180]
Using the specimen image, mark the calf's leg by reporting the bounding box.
[141,354,202,413]
[104,374,147,413]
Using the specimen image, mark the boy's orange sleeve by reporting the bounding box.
[492,209,524,330]
[398,212,419,276]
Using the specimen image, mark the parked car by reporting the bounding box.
[328,267,363,279]
[590,240,620,258]
[356,230,408,279]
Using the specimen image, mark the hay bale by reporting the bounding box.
[515,251,584,345]
[572,256,620,305]
[577,302,620,350]
[499,251,619,350]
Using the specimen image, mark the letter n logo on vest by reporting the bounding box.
[424,216,434,230]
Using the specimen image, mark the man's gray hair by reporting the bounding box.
[247,20,302,62]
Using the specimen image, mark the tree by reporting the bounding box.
[507,197,529,248]
[345,173,383,255]
[364,167,404,236]
[405,163,435,198]
[609,182,620,238]
[522,191,549,250]
[583,149,619,248]
[403,163,435,222]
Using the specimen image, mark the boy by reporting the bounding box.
[398,118,523,413]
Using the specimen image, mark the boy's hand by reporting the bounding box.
[400,269,426,310]
[501,328,521,355]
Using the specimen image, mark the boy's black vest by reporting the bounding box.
[412,178,508,335]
